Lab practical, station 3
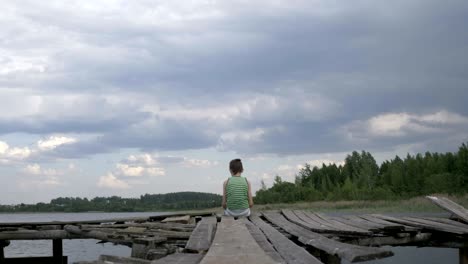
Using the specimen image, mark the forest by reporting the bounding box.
[254,143,468,204]
[0,192,222,212]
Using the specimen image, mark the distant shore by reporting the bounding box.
[1,195,466,214]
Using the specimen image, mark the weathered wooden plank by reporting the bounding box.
[149,229,192,239]
[359,215,415,232]
[0,217,150,227]
[351,233,432,247]
[262,212,393,263]
[185,216,217,253]
[401,217,468,235]
[152,253,204,264]
[249,215,321,264]
[0,230,77,240]
[3,256,68,264]
[281,210,329,233]
[343,215,385,232]
[371,214,466,235]
[149,211,216,222]
[243,218,287,264]
[427,196,468,223]
[293,210,371,235]
[162,215,191,224]
[421,217,468,229]
[293,211,339,231]
[314,213,372,235]
[200,216,280,264]
[99,254,152,263]
[65,225,154,245]
[82,222,195,232]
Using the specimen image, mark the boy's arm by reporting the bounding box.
[247,179,254,208]
[222,180,227,209]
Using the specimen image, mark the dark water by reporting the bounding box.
[0,212,462,263]
[342,246,458,264]
[0,212,168,263]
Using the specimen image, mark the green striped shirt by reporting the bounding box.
[226,176,249,210]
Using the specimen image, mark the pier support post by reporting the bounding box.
[53,239,63,264]
[461,248,468,264]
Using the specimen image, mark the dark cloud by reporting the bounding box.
[0,0,467,156]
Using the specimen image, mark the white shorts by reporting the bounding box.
[224,208,251,217]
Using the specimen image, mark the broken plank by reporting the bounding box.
[426,196,468,223]
[200,216,280,264]
[262,212,393,263]
[249,215,321,264]
[152,253,204,264]
[185,216,217,253]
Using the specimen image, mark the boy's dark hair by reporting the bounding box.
[229,159,244,174]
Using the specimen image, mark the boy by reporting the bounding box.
[222,159,254,217]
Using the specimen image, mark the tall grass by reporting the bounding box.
[252,194,468,214]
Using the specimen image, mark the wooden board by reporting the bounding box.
[243,218,287,264]
[162,215,191,224]
[185,216,217,253]
[293,211,371,235]
[262,212,393,263]
[421,217,468,229]
[152,253,204,264]
[371,214,467,235]
[281,210,330,233]
[0,230,77,240]
[313,213,372,235]
[249,215,321,264]
[99,255,152,264]
[343,215,386,231]
[200,216,280,264]
[426,196,468,223]
[359,215,415,232]
[293,210,339,231]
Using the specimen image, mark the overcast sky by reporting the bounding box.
[1,0,467,204]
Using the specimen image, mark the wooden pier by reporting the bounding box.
[0,196,467,264]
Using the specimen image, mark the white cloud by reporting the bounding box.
[23,163,59,176]
[345,110,468,139]
[19,164,63,189]
[97,173,130,189]
[37,136,77,151]
[0,141,32,163]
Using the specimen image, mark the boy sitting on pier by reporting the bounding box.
[222,159,254,217]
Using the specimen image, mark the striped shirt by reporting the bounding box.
[226,176,249,210]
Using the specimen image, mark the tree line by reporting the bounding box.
[254,143,468,204]
[0,192,222,212]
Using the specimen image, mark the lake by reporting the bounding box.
[0,212,461,263]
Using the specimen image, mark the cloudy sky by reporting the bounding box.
[1,0,467,204]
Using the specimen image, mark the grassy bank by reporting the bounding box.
[251,194,468,214]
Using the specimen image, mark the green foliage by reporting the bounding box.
[0,192,222,212]
[255,142,468,204]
